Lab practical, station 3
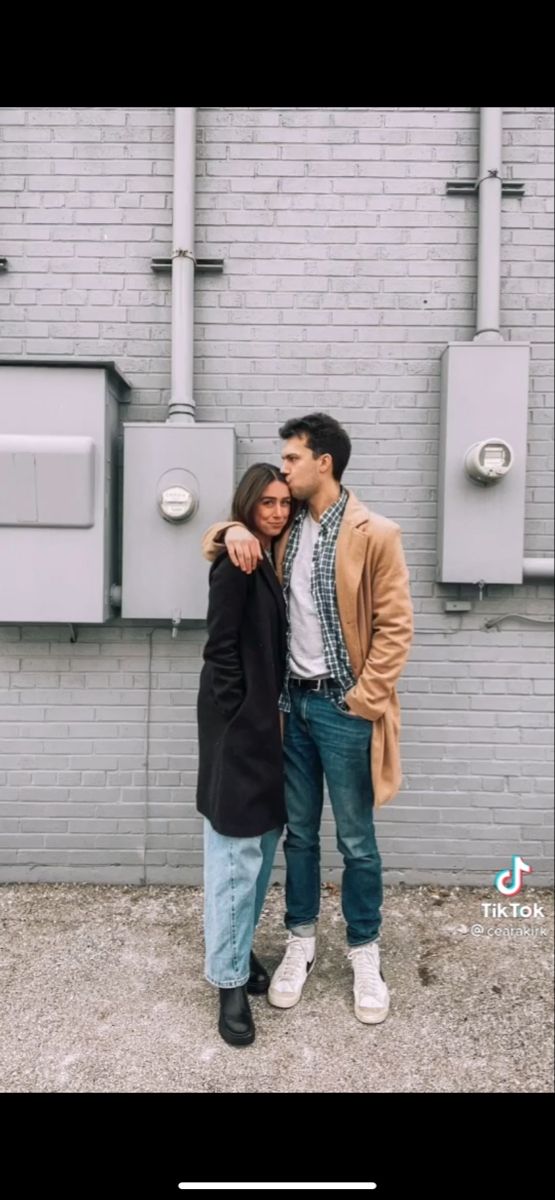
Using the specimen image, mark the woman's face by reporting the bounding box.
[252,480,292,544]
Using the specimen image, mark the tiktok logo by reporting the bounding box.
[494,855,532,897]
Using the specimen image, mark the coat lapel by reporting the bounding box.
[335,521,367,655]
[258,556,287,668]
[274,528,290,585]
[259,555,287,621]
[335,492,373,672]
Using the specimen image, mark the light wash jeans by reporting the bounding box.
[203,818,282,988]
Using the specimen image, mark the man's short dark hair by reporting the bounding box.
[278,412,351,482]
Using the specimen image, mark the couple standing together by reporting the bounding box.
[197,413,413,1046]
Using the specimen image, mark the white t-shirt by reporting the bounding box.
[288,513,328,678]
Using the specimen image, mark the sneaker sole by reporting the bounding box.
[354,1003,389,1025]
[267,988,304,1009]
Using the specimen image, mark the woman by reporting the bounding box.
[196,463,293,1047]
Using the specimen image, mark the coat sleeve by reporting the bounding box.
[203,557,250,718]
[345,525,413,722]
[201,521,244,562]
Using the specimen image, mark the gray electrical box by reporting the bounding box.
[0,361,129,622]
[437,343,530,585]
[121,422,235,620]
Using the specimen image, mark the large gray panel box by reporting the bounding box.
[122,423,235,620]
[437,343,530,585]
[0,362,128,622]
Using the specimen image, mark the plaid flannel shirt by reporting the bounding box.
[279,487,356,712]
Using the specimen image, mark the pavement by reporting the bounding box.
[0,881,552,1093]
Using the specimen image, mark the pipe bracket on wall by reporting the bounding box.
[150,258,224,273]
[445,180,525,197]
[0,257,8,272]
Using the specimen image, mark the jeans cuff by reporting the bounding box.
[288,921,318,938]
[347,936,379,949]
[205,973,250,989]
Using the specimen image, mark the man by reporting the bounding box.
[202,413,413,1024]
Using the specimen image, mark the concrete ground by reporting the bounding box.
[0,882,552,1093]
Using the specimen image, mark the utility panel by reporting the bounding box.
[0,361,129,622]
[121,422,235,620]
[437,343,530,585]
[0,435,95,527]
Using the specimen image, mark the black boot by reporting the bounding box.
[247,950,270,995]
[218,985,255,1047]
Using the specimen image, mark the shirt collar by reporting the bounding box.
[292,486,347,532]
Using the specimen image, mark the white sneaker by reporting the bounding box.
[348,942,390,1024]
[268,934,316,1008]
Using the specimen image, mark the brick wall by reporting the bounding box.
[0,107,553,883]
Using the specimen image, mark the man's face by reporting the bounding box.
[280,434,326,500]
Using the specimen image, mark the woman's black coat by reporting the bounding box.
[196,551,287,837]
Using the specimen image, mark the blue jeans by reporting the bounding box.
[283,687,382,946]
[203,819,282,988]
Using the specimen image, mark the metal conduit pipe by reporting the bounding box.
[474,107,504,344]
[167,107,197,424]
[522,558,554,582]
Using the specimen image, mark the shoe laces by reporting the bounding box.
[348,944,381,993]
[277,935,310,984]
